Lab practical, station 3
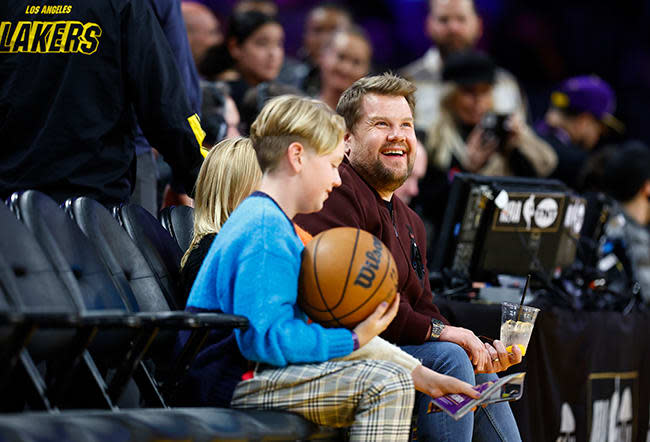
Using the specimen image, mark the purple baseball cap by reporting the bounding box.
[550,75,624,133]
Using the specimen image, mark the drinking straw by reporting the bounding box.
[516,274,531,322]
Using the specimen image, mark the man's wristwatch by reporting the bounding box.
[428,319,445,341]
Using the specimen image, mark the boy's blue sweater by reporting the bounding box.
[180,192,354,406]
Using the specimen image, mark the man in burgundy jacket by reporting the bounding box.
[295,73,523,441]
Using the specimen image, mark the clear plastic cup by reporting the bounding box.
[499,302,540,355]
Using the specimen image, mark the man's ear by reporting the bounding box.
[343,131,353,155]
[287,141,305,173]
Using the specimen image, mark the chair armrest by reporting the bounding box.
[134,311,249,330]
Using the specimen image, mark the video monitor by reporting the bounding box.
[431,173,586,282]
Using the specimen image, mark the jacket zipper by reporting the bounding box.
[388,203,399,238]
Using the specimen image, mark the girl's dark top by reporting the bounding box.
[179,233,217,305]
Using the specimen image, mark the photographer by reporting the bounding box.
[425,50,557,178]
[412,51,557,257]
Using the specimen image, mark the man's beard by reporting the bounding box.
[357,151,414,196]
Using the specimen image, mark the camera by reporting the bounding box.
[479,112,512,148]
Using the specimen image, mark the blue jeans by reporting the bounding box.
[401,341,521,442]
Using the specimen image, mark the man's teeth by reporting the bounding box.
[383,150,404,156]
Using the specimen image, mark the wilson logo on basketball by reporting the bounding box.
[353,237,383,288]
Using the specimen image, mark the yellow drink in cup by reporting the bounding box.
[500,302,539,356]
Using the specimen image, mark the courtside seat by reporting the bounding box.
[9,191,138,313]
[65,197,251,407]
[117,204,184,310]
[0,199,145,411]
[159,205,194,253]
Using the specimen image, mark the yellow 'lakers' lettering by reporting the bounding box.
[0,21,102,54]
[31,22,53,52]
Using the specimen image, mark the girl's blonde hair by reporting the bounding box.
[180,137,262,268]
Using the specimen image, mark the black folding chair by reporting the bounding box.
[159,205,194,253]
[0,199,135,411]
[8,191,156,409]
[67,197,248,406]
[117,204,184,310]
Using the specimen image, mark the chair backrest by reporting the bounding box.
[8,191,133,313]
[0,202,76,315]
[159,205,194,253]
[67,197,171,313]
[118,204,184,310]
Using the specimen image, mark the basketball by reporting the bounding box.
[299,227,399,329]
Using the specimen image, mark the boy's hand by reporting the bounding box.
[353,293,400,347]
[411,365,480,399]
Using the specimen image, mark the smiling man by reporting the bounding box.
[296,73,522,442]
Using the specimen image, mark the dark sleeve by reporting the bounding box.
[122,0,203,195]
[179,234,216,305]
[150,0,202,112]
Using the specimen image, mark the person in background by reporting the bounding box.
[426,50,556,178]
[601,141,650,304]
[239,82,306,135]
[232,0,278,16]
[161,81,242,209]
[220,11,285,108]
[179,137,261,301]
[181,1,223,67]
[400,0,526,132]
[199,82,242,145]
[276,3,352,94]
[318,26,373,110]
[132,0,203,215]
[536,75,624,191]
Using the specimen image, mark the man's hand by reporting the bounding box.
[439,325,491,372]
[353,293,400,348]
[411,365,480,399]
[477,339,523,373]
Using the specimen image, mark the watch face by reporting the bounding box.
[430,319,444,339]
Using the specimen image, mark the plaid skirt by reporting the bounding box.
[231,359,415,441]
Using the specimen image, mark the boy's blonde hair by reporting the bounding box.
[337,73,416,130]
[181,137,262,268]
[249,95,345,172]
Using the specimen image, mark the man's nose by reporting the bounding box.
[387,128,406,142]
